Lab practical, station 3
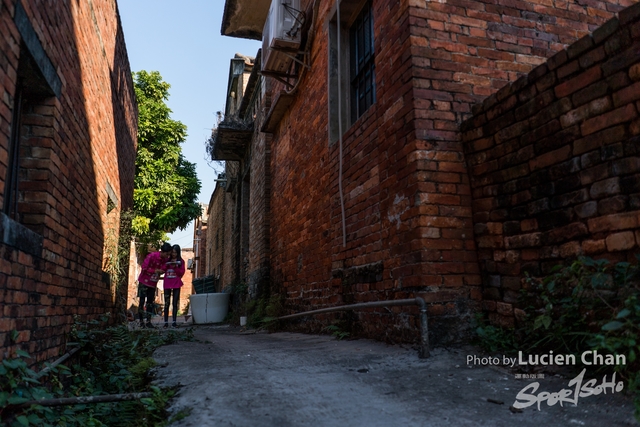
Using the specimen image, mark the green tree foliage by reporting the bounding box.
[132,71,201,243]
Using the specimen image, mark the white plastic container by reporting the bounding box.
[189,293,230,324]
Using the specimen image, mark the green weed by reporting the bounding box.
[0,316,195,426]
[325,324,350,340]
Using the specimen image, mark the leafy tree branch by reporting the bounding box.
[132,71,201,245]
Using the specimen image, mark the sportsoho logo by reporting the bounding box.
[513,368,624,410]
[467,350,627,411]
[512,350,626,410]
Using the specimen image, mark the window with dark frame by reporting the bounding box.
[349,1,375,122]
[0,1,61,256]
[327,0,377,143]
[3,45,56,234]
[5,83,24,220]
[4,2,61,236]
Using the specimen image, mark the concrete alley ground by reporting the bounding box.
[152,325,638,427]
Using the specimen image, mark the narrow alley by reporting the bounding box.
[153,326,637,427]
[3,0,640,426]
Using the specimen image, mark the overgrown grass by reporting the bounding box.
[0,315,195,426]
[475,256,640,421]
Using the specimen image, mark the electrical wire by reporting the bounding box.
[336,0,347,247]
[284,0,319,96]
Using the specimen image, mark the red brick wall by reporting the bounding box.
[409,0,631,103]
[178,248,193,312]
[198,229,208,279]
[268,3,335,330]
[264,0,634,344]
[247,131,271,296]
[221,161,240,287]
[0,0,136,362]
[462,3,640,327]
[269,0,477,344]
[404,0,630,336]
[206,184,225,282]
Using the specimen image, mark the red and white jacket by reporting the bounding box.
[162,258,185,289]
[137,251,165,288]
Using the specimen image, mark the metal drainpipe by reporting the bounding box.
[278,297,430,358]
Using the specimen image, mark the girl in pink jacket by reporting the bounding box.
[137,242,172,328]
[162,244,186,328]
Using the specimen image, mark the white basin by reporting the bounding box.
[189,293,230,324]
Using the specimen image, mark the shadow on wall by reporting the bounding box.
[0,0,135,363]
[108,14,138,314]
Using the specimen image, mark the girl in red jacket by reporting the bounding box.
[162,244,186,328]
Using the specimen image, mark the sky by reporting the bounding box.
[117,0,260,248]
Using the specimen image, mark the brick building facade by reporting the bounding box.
[213,0,639,345]
[0,0,137,361]
[206,176,228,291]
[179,247,194,311]
[206,54,270,296]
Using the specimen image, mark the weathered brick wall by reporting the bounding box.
[246,134,270,295]
[247,118,271,297]
[263,0,636,344]
[0,0,136,362]
[269,0,478,344]
[239,173,250,281]
[206,184,225,282]
[267,2,335,333]
[409,0,631,105]
[206,55,274,297]
[461,3,640,327]
[403,0,630,337]
[221,161,240,288]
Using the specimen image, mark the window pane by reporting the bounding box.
[349,1,375,120]
[363,12,371,61]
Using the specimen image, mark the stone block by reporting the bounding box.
[606,231,637,251]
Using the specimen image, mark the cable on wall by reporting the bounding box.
[336,0,347,248]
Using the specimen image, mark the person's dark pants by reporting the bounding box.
[139,286,156,323]
[164,288,181,323]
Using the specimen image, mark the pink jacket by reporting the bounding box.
[162,258,185,289]
[137,251,165,288]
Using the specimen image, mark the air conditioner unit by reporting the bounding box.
[262,0,303,74]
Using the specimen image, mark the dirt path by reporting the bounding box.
[152,325,637,427]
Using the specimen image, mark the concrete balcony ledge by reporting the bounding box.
[221,0,270,40]
[211,119,254,161]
